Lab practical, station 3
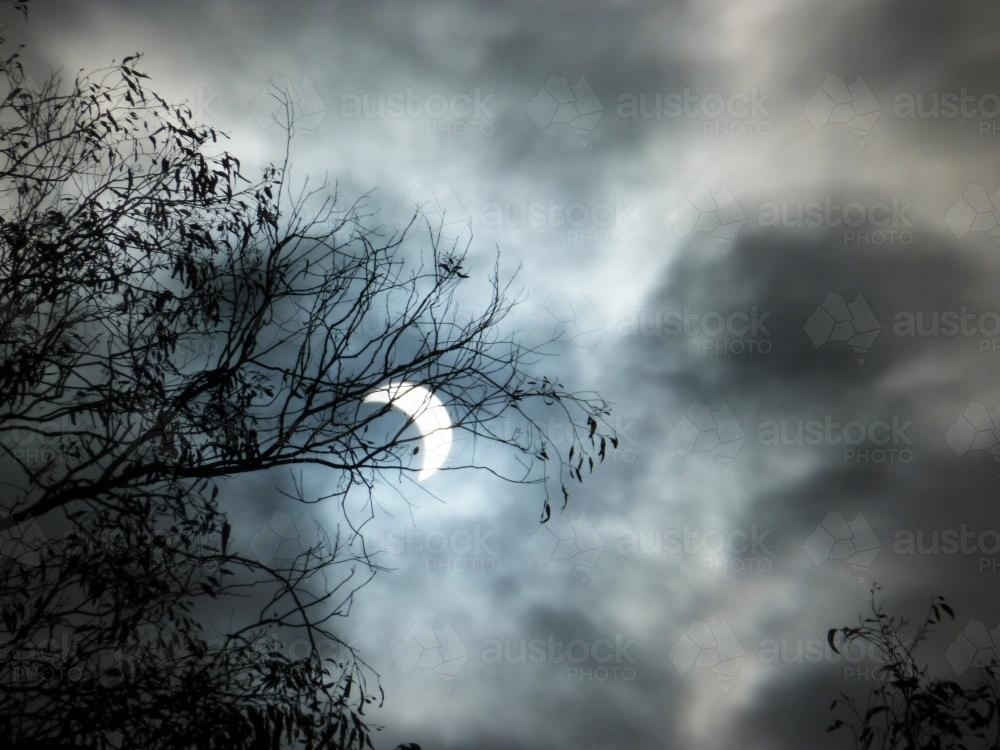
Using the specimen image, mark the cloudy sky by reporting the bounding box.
[14,0,1000,747]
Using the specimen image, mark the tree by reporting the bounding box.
[0,16,617,749]
[827,586,1000,750]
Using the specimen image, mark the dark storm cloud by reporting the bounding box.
[612,216,1000,746]
[631,222,1000,393]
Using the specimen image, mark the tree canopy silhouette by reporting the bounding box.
[0,12,617,749]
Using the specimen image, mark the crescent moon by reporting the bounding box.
[363,381,453,481]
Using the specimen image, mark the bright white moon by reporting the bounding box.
[362,381,453,481]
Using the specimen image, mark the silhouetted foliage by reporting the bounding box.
[827,586,1000,749]
[0,13,616,749]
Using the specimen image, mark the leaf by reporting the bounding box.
[827,628,840,655]
[865,706,890,721]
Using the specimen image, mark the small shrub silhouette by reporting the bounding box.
[827,585,1000,749]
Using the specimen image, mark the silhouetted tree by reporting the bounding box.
[0,11,616,748]
[827,586,1000,749]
